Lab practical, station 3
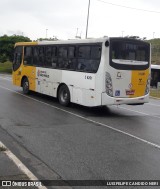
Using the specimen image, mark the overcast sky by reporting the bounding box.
[1,0,160,40]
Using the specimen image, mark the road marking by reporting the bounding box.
[148,103,160,107]
[0,141,47,189]
[116,106,160,119]
[150,96,160,100]
[0,84,160,151]
[0,76,12,81]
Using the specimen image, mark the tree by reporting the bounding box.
[0,35,31,63]
[37,36,59,41]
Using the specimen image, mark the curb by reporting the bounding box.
[150,96,160,100]
[0,141,47,189]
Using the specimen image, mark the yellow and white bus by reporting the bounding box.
[12,37,151,107]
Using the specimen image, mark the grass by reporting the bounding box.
[0,146,6,152]
[150,89,160,98]
[0,61,12,73]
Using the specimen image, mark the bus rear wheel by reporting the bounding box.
[58,85,70,106]
[22,78,29,94]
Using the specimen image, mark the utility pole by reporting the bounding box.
[46,29,48,38]
[153,32,155,39]
[75,28,82,39]
[122,31,124,37]
[86,0,90,39]
[75,28,79,38]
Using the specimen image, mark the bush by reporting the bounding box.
[0,35,31,62]
[0,61,12,73]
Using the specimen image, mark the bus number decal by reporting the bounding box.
[85,75,92,80]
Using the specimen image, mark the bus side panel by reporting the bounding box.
[12,68,21,87]
[62,71,98,106]
[13,65,36,91]
[35,68,62,96]
[71,88,98,106]
[21,65,36,91]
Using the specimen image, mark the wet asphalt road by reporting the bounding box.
[0,74,160,189]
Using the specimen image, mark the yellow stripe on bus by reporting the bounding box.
[130,69,149,97]
[15,42,38,47]
[21,65,36,91]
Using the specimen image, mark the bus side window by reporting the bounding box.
[90,46,101,72]
[33,46,45,66]
[91,46,101,59]
[78,46,90,59]
[45,46,52,67]
[77,45,101,73]
[39,46,45,66]
[13,46,23,71]
[44,45,57,69]
[68,47,75,58]
[77,46,90,72]
[58,47,68,69]
[51,46,57,68]
[68,46,77,70]
[24,46,33,65]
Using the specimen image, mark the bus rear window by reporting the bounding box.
[110,38,150,70]
[111,41,149,62]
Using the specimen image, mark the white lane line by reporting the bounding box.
[150,96,160,100]
[115,106,149,115]
[0,141,47,189]
[148,103,160,107]
[117,106,160,119]
[0,76,12,81]
[1,84,160,151]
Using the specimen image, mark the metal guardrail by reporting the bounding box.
[150,88,160,98]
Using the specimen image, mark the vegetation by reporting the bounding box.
[37,36,59,41]
[0,61,12,73]
[0,35,31,73]
[147,38,160,65]
[0,35,31,63]
[150,89,160,98]
[0,145,6,152]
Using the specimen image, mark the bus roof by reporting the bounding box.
[151,64,160,70]
[15,37,109,47]
[15,37,149,46]
[15,42,38,47]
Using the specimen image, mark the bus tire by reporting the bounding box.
[58,85,70,106]
[22,77,30,94]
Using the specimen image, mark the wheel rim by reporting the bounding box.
[23,81,29,92]
[60,90,68,103]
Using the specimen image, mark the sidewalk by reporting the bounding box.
[0,149,29,179]
[0,143,41,189]
[0,142,71,189]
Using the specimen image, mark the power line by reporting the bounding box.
[97,0,160,14]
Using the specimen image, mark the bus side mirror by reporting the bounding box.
[105,41,109,47]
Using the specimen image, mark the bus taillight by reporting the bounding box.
[105,72,113,96]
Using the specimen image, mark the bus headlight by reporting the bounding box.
[106,72,113,96]
[145,76,150,95]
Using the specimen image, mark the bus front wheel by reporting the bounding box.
[58,85,70,106]
[22,78,29,94]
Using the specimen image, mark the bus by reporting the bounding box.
[12,37,151,107]
[151,64,160,88]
